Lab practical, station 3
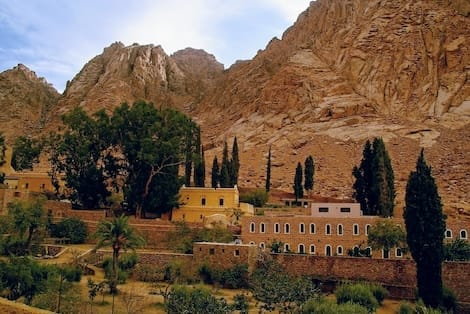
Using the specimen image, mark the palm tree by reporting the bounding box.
[94,215,145,296]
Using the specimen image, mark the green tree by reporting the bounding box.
[219,141,231,188]
[304,155,315,195]
[94,215,145,300]
[166,285,230,314]
[11,136,43,171]
[193,128,205,187]
[211,156,220,188]
[50,217,88,244]
[367,219,407,258]
[266,146,271,192]
[230,137,239,186]
[240,189,269,207]
[444,239,470,261]
[0,132,4,184]
[353,138,395,216]
[404,150,446,308]
[293,162,304,201]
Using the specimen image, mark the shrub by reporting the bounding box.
[398,302,415,314]
[240,189,269,207]
[220,263,249,289]
[302,297,368,314]
[231,293,249,314]
[166,285,230,314]
[198,263,220,285]
[441,286,457,313]
[367,283,389,305]
[335,283,379,313]
[51,217,88,244]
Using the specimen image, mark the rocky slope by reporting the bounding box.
[0,64,60,142]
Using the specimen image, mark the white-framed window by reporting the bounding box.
[460,229,468,239]
[260,222,266,233]
[274,223,280,233]
[366,247,372,257]
[250,222,255,233]
[325,224,331,235]
[383,249,390,259]
[396,248,403,258]
[365,224,371,235]
[298,244,305,254]
[445,229,452,238]
[284,223,290,234]
[309,245,316,254]
[284,243,290,252]
[337,224,343,236]
[325,245,332,256]
[299,223,305,234]
[249,241,255,245]
[310,223,316,234]
[353,224,359,235]
[337,245,343,256]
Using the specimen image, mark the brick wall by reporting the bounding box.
[193,242,259,272]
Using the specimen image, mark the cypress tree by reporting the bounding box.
[184,130,194,186]
[211,156,219,188]
[230,137,240,186]
[293,162,304,201]
[304,155,315,195]
[353,140,374,214]
[220,141,231,187]
[194,141,205,187]
[265,146,271,192]
[404,150,446,308]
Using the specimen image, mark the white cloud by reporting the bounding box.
[261,0,312,22]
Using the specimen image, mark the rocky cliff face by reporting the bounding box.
[0,64,60,142]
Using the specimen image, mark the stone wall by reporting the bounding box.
[193,242,259,272]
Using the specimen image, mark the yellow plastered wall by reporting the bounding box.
[173,185,254,223]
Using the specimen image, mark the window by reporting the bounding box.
[219,198,224,206]
[337,246,343,255]
[365,224,371,235]
[299,223,305,234]
[14,192,21,197]
[274,223,280,233]
[396,248,403,258]
[340,207,351,213]
[460,229,468,239]
[284,223,290,234]
[319,207,329,212]
[201,198,206,206]
[250,222,255,233]
[298,244,305,254]
[383,249,390,259]
[309,245,316,254]
[260,222,265,233]
[365,247,372,257]
[209,248,215,255]
[249,241,255,245]
[445,229,452,238]
[337,224,343,235]
[325,224,331,235]
[310,223,316,234]
[259,242,265,250]
[234,249,240,257]
[25,183,29,189]
[325,245,332,256]
[284,243,290,252]
[353,224,359,235]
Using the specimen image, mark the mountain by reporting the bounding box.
[0,0,468,217]
[0,64,60,142]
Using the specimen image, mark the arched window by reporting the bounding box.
[365,247,372,257]
[284,243,290,252]
[260,222,265,233]
[250,222,255,233]
[460,229,468,239]
[219,197,224,206]
[445,229,452,238]
[274,223,280,233]
[310,223,316,234]
[298,244,305,254]
[201,197,206,206]
[325,224,331,235]
[337,245,343,256]
[337,224,343,235]
[284,223,290,234]
[396,248,403,258]
[249,241,255,245]
[310,245,316,254]
[365,224,371,235]
[299,223,305,234]
[325,245,332,256]
[353,224,359,235]
[259,242,265,250]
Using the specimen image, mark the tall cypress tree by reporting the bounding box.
[404,150,446,308]
[265,146,271,192]
[193,132,205,187]
[230,137,240,186]
[304,155,315,195]
[220,141,231,187]
[293,162,304,201]
[211,156,219,188]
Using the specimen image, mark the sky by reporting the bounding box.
[0,1,312,92]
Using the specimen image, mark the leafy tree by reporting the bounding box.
[50,217,88,244]
[367,219,407,258]
[444,239,470,261]
[304,155,315,195]
[293,162,304,201]
[404,149,446,308]
[94,215,145,298]
[239,189,269,207]
[265,146,271,192]
[219,141,231,188]
[353,138,395,216]
[193,128,205,187]
[211,156,220,188]
[11,136,43,171]
[166,285,230,314]
[230,137,239,186]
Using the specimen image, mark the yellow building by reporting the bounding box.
[173,185,254,224]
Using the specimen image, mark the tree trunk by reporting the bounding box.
[111,246,119,295]
[136,166,157,218]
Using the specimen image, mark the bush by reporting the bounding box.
[398,302,415,314]
[166,285,230,314]
[335,283,379,313]
[444,239,470,261]
[367,283,389,305]
[240,189,269,207]
[231,293,249,314]
[441,286,457,313]
[302,297,368,314]
[51,217,88,244]
[220,263,249,289]
[101,253,138,284]
[198,263,220,285]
